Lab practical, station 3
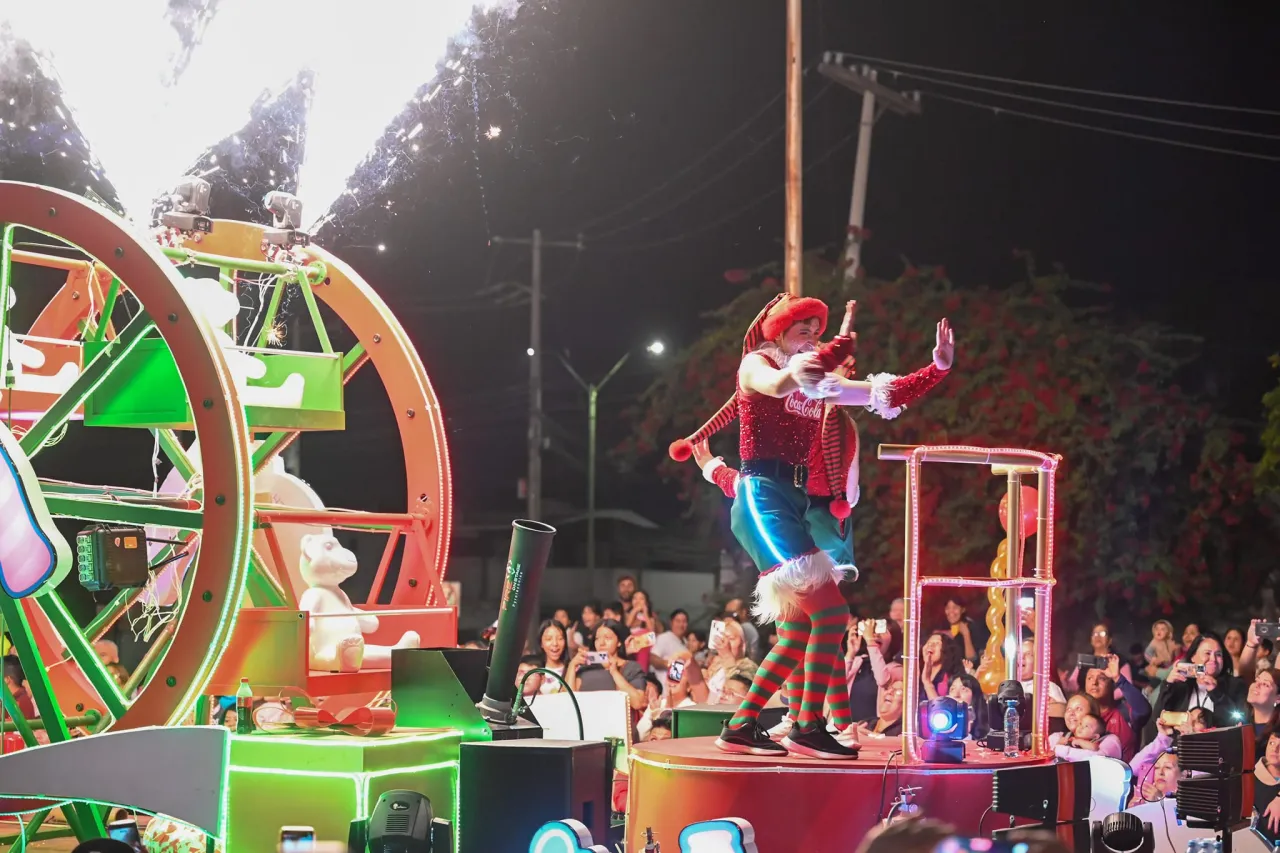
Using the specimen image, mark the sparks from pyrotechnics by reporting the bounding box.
[2,0,519,230]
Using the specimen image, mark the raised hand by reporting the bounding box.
[933,318,955,371]
[691,440,715,468]
[839,300,857,338]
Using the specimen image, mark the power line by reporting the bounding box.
[924,91,1280,162]
[827,51,1280,117]
[896,70,1280,141]
[590,80,834,242]
[595,126,861,253]
[569,83,787,233]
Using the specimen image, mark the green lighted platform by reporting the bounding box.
[227,728,464,852]
[83,337,346,432]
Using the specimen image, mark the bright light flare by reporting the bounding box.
[485,125,501,139]
[5,0,298,220]
[377,243,386,252]
[294,1,514,231]
[6,0,515,229]
[646,340,665,356]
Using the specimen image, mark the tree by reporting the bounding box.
[620,258,1269,622]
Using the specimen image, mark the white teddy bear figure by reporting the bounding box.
[297,532,420,672]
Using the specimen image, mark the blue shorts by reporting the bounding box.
[729,475,817,573]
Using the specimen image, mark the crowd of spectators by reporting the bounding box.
[494,575,1280,841]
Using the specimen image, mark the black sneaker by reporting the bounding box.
[784,720,860,760]
[714,719,788,756]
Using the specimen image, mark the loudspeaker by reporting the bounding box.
[459,739,609,851]
[992,760,1091,822]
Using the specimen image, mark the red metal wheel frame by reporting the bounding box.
[0,182,254,729]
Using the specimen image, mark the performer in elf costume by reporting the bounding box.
[675,293,954,759]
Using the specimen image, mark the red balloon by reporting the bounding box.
[998,486,1039,538]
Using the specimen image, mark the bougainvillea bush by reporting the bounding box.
[620,257,1269,623]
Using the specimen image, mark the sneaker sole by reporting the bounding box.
[782,739,860,760]
[714,737,788,756]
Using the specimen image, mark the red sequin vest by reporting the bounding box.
[738,351,823,465]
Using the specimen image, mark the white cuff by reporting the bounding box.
[864,372,905,420]
[849,484,860,507]
[702,458,727,484]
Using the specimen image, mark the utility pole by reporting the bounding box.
[784,0,804,296]
[492,229,583,522]
[819,54,922,284]
[560,341,662,576]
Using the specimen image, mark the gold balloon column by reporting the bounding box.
[976,539,1011,694]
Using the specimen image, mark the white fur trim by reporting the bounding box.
[848,484,860,508]
[865,372,905,420]
[752,549,848,623]
[702,458,727,484]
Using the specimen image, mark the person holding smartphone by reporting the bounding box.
[569,620,648,709]
[845,618,901,722]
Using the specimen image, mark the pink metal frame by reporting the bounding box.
[878,444,1061,764]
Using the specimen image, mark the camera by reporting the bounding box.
[1255,621,1280,641]
[1076,653,1109,670]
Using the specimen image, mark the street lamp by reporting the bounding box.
[561,341,664,574]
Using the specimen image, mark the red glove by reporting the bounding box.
[816,335,856,371]
[710,463,739,498]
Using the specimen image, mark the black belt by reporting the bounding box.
[741,459,809,489]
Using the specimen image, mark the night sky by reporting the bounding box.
[2,1,1278,531]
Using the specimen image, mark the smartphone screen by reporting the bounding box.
[279,826,316,852]
[108,820,143,853]
[708,619,728,649]
[1018,597,1034,610]
[667,659,686,682]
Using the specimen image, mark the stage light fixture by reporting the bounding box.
[262,191,310,247]
[1090,811,1154,853]
[919,696,967,763]
[154,176,213,233]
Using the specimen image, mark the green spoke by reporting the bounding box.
[0,595,76,743]
[152,428,196,481]
[0,594,109,841]
[37,591,129,720]
[89,276,121,343]
[296,277,333,353]
[1,681,38,746]
[255,278,286,348]
[83,587,136,641]
[44,493,204,530]
[20,310,155,457]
